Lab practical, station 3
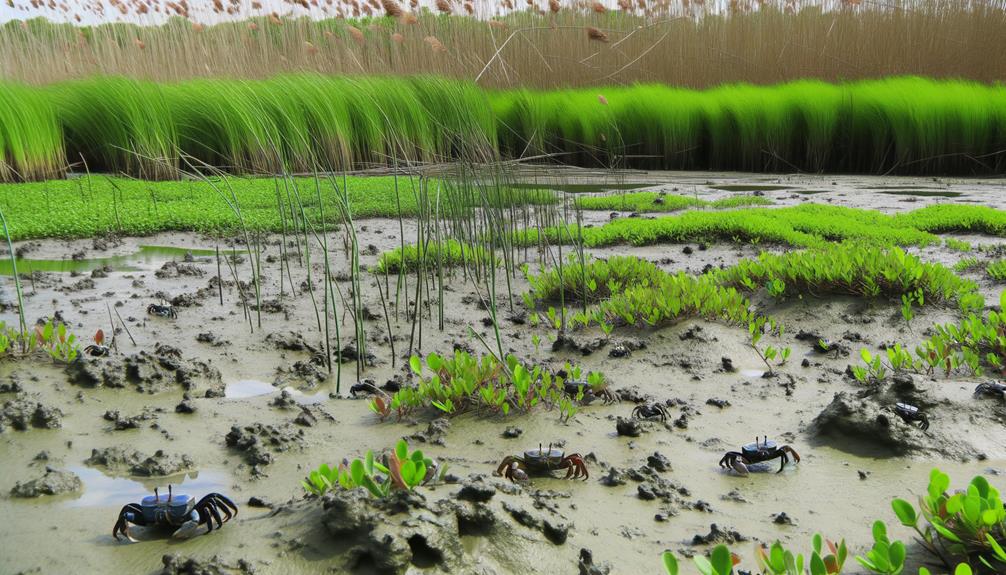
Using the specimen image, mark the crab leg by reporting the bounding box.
[112,503,143,542]
[204,501,225,531]
[777,452,788,473]
[204,493,238,521]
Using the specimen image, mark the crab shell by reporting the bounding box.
[742,440,778,458]
[522,448,565,471]
[139,493,195,526]
[895,402,919,416]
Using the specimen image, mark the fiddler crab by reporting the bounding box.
[563,379,617,405]
[631,402,670,422]
[720,436,800,476]
[893,402,929,431]
[147,303,178,319]
[974,381,1006,400]
[113,485,238,542]
[494,443,589,482]
[83,329,110,357]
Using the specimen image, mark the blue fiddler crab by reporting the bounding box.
[719,436,800,476]
[975,381,1006,399]
[112,485,238,542]
[147,303,178,319]
[893,402,929,431]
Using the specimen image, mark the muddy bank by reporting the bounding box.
[1,172,1005,575]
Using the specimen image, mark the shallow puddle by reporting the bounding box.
[0,245,228,276]
[224,379,328,404]
[64,467,231,508]
[510,182,650,193]
[877,190,963,198]
[710,184,793,192]
[224,379,276,399]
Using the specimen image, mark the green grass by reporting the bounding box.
[493,77,1006,175]
[575,192,773,213]
[954,257,981,273]
[988,260,1006,281]
[2,76,1006,181]
[0,83,64,182]
[43,74,496,180]
[944,238,973,252]
[895,205,1006,236]
[514,205,941,249]
[713,244,983,313]
[0,175,423,239]
[374,240,495,274]
[526,245,980,333]
[525,255,667,305]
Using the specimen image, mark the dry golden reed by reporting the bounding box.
[3,1,1006,90]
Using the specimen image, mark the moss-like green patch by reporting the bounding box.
[575,192,772,213]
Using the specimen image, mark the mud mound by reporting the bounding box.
[86,446,196,477]
[155,261,204,279]
[10,468,82,498]
[225,423,305,472]
[0,395,63,432]
[159,554,255,575]
[66,343,222,395]
[320,489,465,575]
[811,375,978,459]
[265,331,320,353]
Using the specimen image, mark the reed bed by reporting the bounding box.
[2,74,1006,181]
[3,2,1006,89]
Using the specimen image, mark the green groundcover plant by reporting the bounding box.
[368,350,606,422]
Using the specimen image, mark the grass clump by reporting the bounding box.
[568,272,752,331]
[953,257,982,274]
[944,238,972,252]
[575,192,772,213]
[515,205,940,250]
[0,83,64,182]
[374,240,495,274]
[369,350,599,422]
[988,260,1006,281]
[895,205,1006,237]
[714,244,984,313]
[525,255,666,306]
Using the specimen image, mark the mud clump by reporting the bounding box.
[66,343,222,395]
[321,489,467,574]
[552,333,608,356]
[155,261,204,279]
[103,409,153,430]
[10,468,82,498]
[250,298,288,314]
[275,359,327,386]
[691,523,748,546]
[811,375,978,459]
[159,554,255,575]
[86,447,195,477]
[0,395,63,432]
[266,331,320,353]
[409,418,450,446]
[225,423,304,472]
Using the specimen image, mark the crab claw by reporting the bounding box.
[731,459,749,477]
[508,462,528,482]
[172,520,202,539]
[121,527,139,543]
